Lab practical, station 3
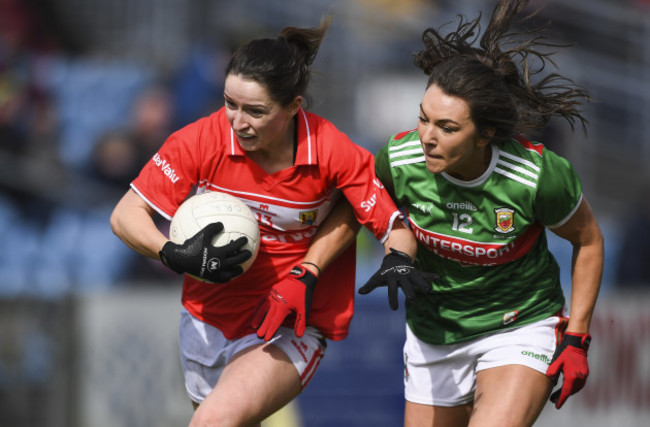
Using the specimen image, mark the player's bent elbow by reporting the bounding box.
[109,207,124,238]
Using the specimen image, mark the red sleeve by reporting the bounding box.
[318,121,401,243]
[130,116,213,219]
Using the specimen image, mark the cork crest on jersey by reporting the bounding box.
[299,210,318,226]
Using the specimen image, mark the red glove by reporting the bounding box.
[546,332,591,409]
[252,265,318,341]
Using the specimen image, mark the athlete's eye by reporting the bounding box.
[418,115,429,124]
[225,100,236,109]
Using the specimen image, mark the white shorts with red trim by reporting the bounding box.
[179,309,326,403]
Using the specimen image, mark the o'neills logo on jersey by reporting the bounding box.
[299,210,318,225]
[152,153,180,184]
[494,207,515,233]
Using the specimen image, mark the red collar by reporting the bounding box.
[227,109,318,166]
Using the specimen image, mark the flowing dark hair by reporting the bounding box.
[225,17,332,108]
[413,0,590,142]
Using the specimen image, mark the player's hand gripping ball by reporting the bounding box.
[160,192,260,283]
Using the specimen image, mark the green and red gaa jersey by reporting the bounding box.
[132,107,402,341]
[376,130,582,344]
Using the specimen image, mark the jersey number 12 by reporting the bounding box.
[452,212,473,234]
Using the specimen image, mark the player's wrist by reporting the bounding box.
[300,261,321,277]
[159,241,183,273]
[562,332,591,351]
[387,247,414,264]
[290,265,318,289]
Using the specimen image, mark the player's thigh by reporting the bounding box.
[191,343,301,427]
[405,400,472,427]
[469,364,552,427]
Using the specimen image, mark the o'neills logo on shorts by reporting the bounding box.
[521,350,551,365]
[152,153,180,183]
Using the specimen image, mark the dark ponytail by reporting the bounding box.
[226,16,332,108]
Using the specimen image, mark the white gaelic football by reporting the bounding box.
[169,192,260,275]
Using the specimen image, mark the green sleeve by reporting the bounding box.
[375,143,397,200]
[534,147,582,227]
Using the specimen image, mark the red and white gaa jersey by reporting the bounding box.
[131,107,401,340]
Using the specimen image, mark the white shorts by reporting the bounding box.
[404,316,561,407]
[179,309,327,403]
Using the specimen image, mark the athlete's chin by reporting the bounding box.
[236,137,261,151]
[425,160,445,175]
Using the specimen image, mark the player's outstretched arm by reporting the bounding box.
[546,196,604,408]
[358,220,439,310]
[549,197,603,337]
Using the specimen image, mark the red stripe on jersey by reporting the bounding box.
[409,220,543,266]
[199,181,327,209]
[393,129,418,141]
[514,134,544,156]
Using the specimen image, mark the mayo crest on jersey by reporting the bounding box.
[132,107,401,341]
[376,131,581,345]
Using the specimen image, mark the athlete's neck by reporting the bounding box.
[247,116,297,174]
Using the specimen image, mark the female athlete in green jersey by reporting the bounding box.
[358,1,604,425]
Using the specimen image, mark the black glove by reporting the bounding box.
[159,222,252,283]
[358,248,439,310]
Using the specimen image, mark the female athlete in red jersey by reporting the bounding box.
[111,17,434,427]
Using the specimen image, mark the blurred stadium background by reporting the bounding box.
[1,0,649,426]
